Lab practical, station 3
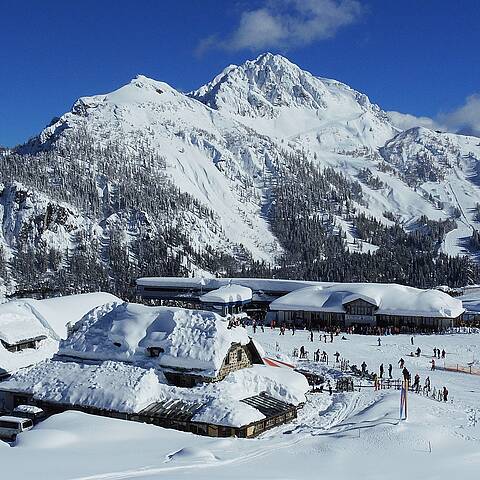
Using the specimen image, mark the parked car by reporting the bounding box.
[12,405,45,423]
[0,416,33,441]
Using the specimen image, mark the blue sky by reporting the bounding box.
[1,0,479,146]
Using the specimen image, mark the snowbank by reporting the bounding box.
[60,303,251,376]
[199,284,252,305]
[270,283,464,318]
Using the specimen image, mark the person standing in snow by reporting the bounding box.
[330,332,334,343]
[413,374,420,393]
[388,363,393,379]
[398,358,405,369]
[441,349,446,359]
[377,337,381,347]
[443,386,448,402]
[261,323,264,333]
[253,321,257,334]
[411,336,414,345]
[361,361,367,376]
[431,358,436,371]
[334,351,340,363]
[379,363,384,378]
[292,324,295,335]
[433,347,437,358]
[416,347,421,357]
[310,331,314,342]
[424,376,431,394]
[402,367,410,383]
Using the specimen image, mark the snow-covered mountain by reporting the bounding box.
[191,52,397,149]
[2,53,480,296]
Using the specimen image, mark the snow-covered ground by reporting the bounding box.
[1,328,479,479]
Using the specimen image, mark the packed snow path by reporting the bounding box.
[1,330,479,479]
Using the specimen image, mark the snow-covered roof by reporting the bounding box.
[16,292,122,339]
[59,303,252,377]
[0,360,170,413]
[0,302,50,345]
[270,283,464,319]
[13,405,44,415]
[0,362,308,426]
[199,284,252,305]
[137,276,328,293]
[0,293,122,375]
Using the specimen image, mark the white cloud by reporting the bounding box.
[197,0,363,54]
[438,94,480,137]
[387,94,480,138]
[386,111,445,132]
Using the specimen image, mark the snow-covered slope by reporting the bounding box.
[27,74,283,263]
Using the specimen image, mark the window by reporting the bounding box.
[0,420,19,429]
[21,420,33,429]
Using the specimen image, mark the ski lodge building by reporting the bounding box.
[136,277,465,330]
[0,302,308,438]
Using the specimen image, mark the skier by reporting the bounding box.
[310,330,314,342]
[433,347,437,358]
[443,386,448,402]
[379,363,384,379]
[416,347,421,357]
[334,351,340,363]
[388,363,393,379]
[441,349,446,359]
[411,336,414,345]
[261,323,264,333]
[292,324,295,335]
[323,334,327,343]
[300,345,305,359]
[253,321,257,334]
[398,358,405,369]
[330,332,334,343]
[377,337,381,347]
[402,367,410,383]
[431,358,436,371]
[361,361,367,376]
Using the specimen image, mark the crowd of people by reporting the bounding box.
[250,319,455,406]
